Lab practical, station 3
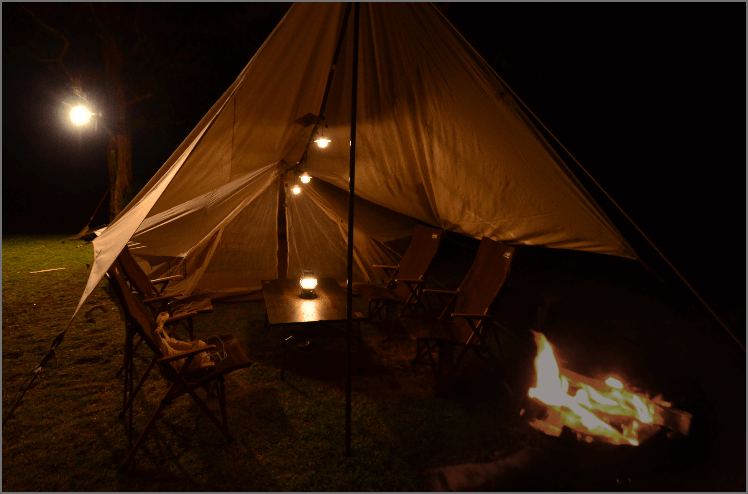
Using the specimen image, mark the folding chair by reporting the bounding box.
[108,260,252,469]
[353,224,443,337]
[118,245,213,337]
[115,246,213,378]
[400,237,515,394]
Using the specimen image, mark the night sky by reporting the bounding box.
[3,3,745,317]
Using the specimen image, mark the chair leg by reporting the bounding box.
[119,357,156,420]
[183,383,231,440]
[217,376,230,439]
[436,343,469,395]
[122,384,175,469]
[281,334,291,381]
[492,327,505,362]
[117,335,143,377]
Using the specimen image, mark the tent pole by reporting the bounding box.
[345,1,360,458]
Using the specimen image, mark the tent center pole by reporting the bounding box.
[345,1,360,458]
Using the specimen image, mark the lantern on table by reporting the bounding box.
[299,269,317,298]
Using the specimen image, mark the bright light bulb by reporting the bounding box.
[300,277,318,290]
[70,106,92,125]
[300,172,311,184]
[292,185,301,195]
[314,138,331,148]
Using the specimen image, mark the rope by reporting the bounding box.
[3,306,76,426]
[433,5,744,352]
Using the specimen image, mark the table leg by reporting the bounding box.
[281,334,292,381]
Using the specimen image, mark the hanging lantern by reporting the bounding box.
[314,121,331,148]
[300,172,312,184]
[292,185,301,195]
[299,269,318,298]
[314,137,331,148]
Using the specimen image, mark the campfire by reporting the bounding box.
[523,331,691,446]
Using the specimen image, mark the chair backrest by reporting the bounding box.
[394,224,443,300]
[108,260,164,359]
[451,237,515,341]
[118,245,157,298]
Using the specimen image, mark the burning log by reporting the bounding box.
[523,331,692,446]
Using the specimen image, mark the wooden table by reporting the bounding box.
[261,278,365,380]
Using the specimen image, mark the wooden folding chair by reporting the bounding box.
[400,237,515,394]
[118,245,213,338]
[114,246,213,378]
[107,260,252,469]
[353,224,443,337]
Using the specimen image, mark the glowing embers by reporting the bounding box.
[299,269,317,298]
[70,106,93,125]
[526,331,690,446]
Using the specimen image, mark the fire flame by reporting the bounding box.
[527,331,674,446]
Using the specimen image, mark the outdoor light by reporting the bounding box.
[70,106,93,125]
[300,172,312,184]
[314,125,331,148]
[299,269,318,298]
[292,185,301,195]
[314,137,331,148]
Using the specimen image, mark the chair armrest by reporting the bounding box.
[152,275,183,285]
[451,313,493,320]
[423,289,457,295]
[394,278,426,285]
[166,311,198,324]
[372,265,398,270]
[144,293,185,304]
[158,344,216,364]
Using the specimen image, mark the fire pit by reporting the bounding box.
[522,331,692,446]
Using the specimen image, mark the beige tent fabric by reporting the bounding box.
[74,2,636,317]
[308,3,635,258]
[286,176,411,286]
[129,163,283,300]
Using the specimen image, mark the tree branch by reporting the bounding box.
[124,91,153,108]
[19,4,76,85]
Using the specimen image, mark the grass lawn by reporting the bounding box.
[2,234,744,491]
[2,235,522,491]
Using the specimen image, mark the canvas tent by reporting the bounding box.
[72,2,636,318]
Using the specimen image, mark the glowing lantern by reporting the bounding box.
[299,269,317,298]
[314,137,331,148]
[70,106,93,125]
[300,172,311,184]
[292,185,301,195]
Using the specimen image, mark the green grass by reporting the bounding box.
[2,235,520,491]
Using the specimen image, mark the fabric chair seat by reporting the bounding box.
[186,334,252,388]
[169,295,214,318]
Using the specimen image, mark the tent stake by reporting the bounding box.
[345,1,360,458]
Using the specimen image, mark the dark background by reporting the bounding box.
[3,3,745,319]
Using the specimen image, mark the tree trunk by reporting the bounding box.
[107,132,132,220]
[102,35,132,221]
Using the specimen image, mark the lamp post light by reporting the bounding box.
[70,105,94,125]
